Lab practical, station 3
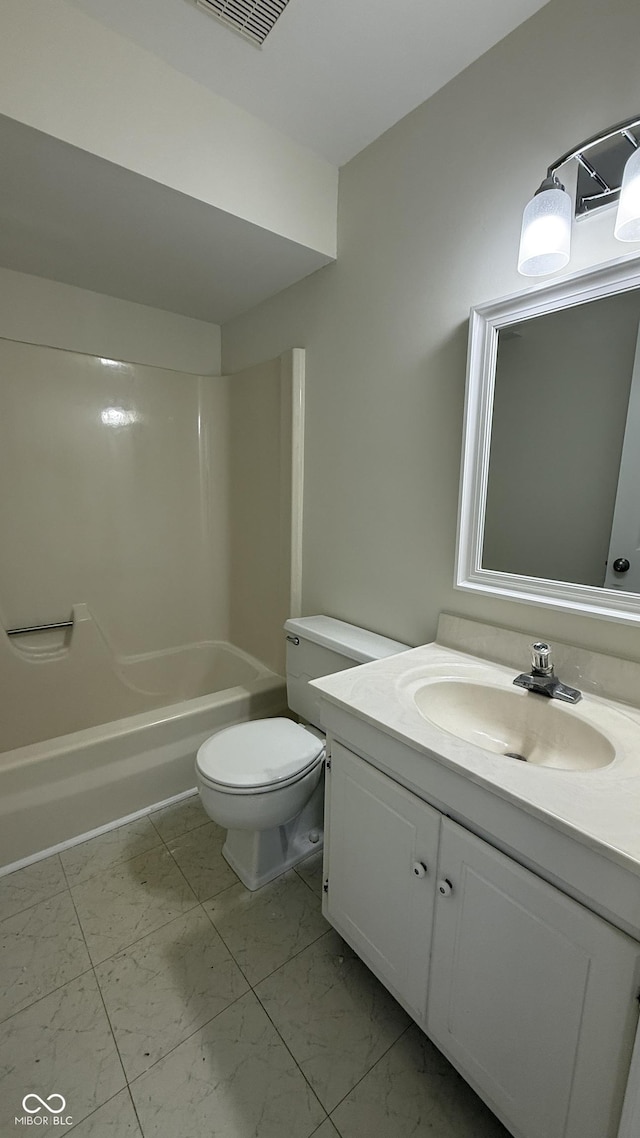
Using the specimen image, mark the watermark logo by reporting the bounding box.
[22,1097,65,1116]
[15,1094,72,1127]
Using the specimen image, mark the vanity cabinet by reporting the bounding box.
[429,817,639,1138]
[324,740,640,1138]
[323,742,440,1021]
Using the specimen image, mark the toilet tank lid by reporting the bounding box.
[284,616,409,663]
[196,718,324,789]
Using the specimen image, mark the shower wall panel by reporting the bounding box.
[228,350,300,676]
[0,338,229,655]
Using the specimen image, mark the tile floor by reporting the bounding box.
[0,794,510,1137]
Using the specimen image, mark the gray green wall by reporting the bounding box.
[222,0,640,660]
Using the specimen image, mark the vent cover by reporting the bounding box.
[195,0,291,46]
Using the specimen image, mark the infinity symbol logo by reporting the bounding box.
[22,1094,67,1114]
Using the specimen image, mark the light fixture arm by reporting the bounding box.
[575,154,610,195]
[545,114,640,182]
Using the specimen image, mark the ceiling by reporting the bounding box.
[1,0,552,325]
[0,115,332,324]
[67,0,551,167]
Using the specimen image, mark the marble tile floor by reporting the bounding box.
[0,793,510,1138]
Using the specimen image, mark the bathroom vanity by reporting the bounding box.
[312,616,640,1138]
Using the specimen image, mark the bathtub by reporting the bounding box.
[0,632,287,867]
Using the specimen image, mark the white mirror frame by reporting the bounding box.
[456,252,640,625]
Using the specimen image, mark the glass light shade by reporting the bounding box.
[518,186,572,276]
[614,147,640,242]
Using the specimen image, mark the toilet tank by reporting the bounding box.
[284,616,409,728]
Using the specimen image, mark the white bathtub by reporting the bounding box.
[0,639,286,867]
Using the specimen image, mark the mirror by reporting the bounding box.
[456,255,640,625]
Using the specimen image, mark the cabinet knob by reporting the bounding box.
[613,558,630,574]
[437,878,453,897]
[412,861,428,878]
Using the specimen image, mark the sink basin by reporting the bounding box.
[413,680,615,771]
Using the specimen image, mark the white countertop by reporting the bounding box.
[312,642,640,877]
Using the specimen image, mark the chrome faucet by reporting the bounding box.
[513,642,582,704]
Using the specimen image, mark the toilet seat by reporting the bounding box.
[196,717,325,794]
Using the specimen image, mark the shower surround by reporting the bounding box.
[0,338,302,864]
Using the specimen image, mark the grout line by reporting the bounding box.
[64,813,228,899]
[63,846,203,970]
[0,876,71,926]
[58,852,75,891]
[149,806,213,846]
[204,881,331,1113]
[60,838,165,892]
[56,898,250,1100]
[309,1115,334,1133]
[0,823,238,928]
[88,899,206,969]
[161,845,211,907]
[326,1023,413,1116]
[64,1087,129,1134]
[92,973,135,1092]
[63,891,248,1130]
[198,900,249,976]
[247,926,332,989]
[250,919,410,1122]
[310,1118,338,1137]
[46,836,216,974]
[251,984,327,1119]
[89,888,331,1095]
[0,964,95,1030]
[201,886,332,990]
[198,875,241,907]
[195,882,341,1116]
[5,834,354,1134]
[125,987,251,1086]
[85,895,202,970]
[125,1084,145,1137]
[66,886,129,1095]
[294,864,324,898]
[152,817,212,847]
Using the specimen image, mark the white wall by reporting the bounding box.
[0,268,221,374]
[0,0,337,257]
[222,0,640,661]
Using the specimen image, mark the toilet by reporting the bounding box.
[196,616,408,890]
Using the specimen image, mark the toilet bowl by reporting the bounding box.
[196,718,325,890]
[196,616,409,890]
[197,718,324,829]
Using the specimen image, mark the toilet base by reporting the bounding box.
[222,778,324,891]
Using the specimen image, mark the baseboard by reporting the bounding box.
[0,786,199,877]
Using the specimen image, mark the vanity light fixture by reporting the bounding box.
[518,115,640,276]
[518,176,572,277]
[615,145,640,242]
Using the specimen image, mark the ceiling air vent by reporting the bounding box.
[194,0,291,47]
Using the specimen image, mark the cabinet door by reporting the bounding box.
[428,818,640,1138]
[324,741,440,1022]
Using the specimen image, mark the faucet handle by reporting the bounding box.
[531,641,553,675]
